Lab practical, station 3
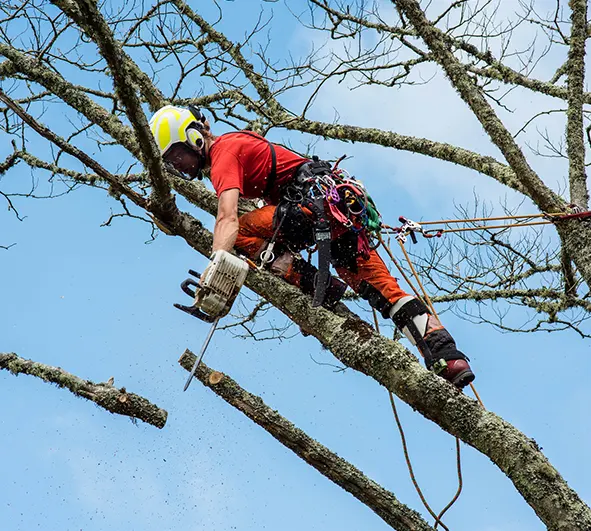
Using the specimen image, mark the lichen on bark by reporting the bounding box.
[0,353,167,428]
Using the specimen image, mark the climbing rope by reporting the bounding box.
[382,207,591,242]
[364,207,589,525]
[372,228,493,528]
[371,307,460,531]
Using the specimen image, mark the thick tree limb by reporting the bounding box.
[277,117,526,194]
[0,353,167,428]
[393,0,564,214]
[178,350,435,531]
[162,194,591,530]
[566,0,590,209]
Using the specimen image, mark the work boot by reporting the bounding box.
[423,322,475,388]
[389,296,475,389]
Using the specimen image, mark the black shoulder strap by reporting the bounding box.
[221,131,277,197]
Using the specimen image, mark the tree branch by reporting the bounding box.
[566,0,589,209]
[0,43,141,156]
[171,0,283,116]
[178,350,435,531]
[277,116,526,194]
[309,1,591,103]
[50,0,172,211]
[0,353,167,428]
[393,0,564,214]
[0,90,148,209]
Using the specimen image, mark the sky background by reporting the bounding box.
[1,1,590,530]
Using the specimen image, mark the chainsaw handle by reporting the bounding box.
[180,278,199,298]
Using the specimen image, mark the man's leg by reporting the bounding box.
[234,206,346,308]
[336,250,475,388]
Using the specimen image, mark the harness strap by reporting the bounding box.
[304,196,332,307]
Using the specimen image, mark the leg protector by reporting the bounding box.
[388,296,475,388]
[294,258,347,309]
[358,283,475,388]
[388,297,467,366]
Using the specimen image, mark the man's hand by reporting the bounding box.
[212,188,240,253]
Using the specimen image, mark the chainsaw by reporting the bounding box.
[174,250,250,391]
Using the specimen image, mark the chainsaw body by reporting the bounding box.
[174,250,249,322]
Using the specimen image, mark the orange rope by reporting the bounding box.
[389,389,451,531]
[377,233,427,304]
[375,230,491,524]
[381,219,553,237]
[416,212,566,225]
[398,241,437,316]
[371,309,451,530]
[430,220,551,234]
[435,437,463,530]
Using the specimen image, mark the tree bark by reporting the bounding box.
[178,350,435,531]
[164,196,591,530]
[566,0,590,209]
[0,353,167,428]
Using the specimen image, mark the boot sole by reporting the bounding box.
[451,369,475,389]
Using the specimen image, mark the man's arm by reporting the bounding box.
[212,188,240,253]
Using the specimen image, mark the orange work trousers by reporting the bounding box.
[235,205,409,305]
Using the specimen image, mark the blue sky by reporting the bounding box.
[1,1,590,530]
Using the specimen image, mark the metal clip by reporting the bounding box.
[396,217,422,244]
[258,242,276,270]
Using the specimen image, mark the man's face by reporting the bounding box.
[164,143,203,178]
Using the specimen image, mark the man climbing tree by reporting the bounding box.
[3,0,591,530]
[149,104,476,388]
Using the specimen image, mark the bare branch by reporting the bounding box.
[49,0,173,211]
[393,0,564,214]
[0,90,148,209]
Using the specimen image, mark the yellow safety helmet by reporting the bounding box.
[149,104,206,157]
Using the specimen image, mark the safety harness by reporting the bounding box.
[217,132,382,308]
[270,156,383,307]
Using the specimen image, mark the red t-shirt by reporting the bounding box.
[209,132,306,204]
